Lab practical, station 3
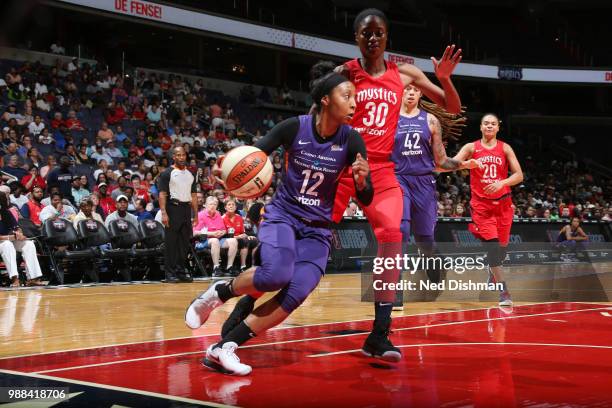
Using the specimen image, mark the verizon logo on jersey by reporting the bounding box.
[356,88,398,105]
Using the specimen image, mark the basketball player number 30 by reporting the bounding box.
[363,102,389,127]
[300,169,324,196]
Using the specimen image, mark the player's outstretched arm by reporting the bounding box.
[398,45,462,114]
[436,142,478,173]
[430,114,480,172]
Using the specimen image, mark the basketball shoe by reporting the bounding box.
[362,319,402,362]
[203,342,252,376]
[185,281,227,329]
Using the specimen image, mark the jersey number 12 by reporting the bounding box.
[300,169,324,196]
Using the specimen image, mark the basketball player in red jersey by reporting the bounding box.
[333,8,463,360]
[451,113,523,306]
[220,8,463,362]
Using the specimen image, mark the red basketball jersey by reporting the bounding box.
[345,59,404,165]
[470,139,511,199]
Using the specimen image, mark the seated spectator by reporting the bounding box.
[97,121,114,141]
[28,115,45,137]
[39,192,77,223]
[193,196,238,277]
[557,217,589,249]
[71,175,89,206]
[146,103,162,123]
[73,197,103,228]
[115,125,128,143]
[50,42,66,54]
[131,174,150,203]
[3,143,24,167]
[9,182,28,209]
[106,102,127,125]
[90,144,114,165]
[105,194,138,228]
[96,183,116,216]
[343,200,364,217]
[51,112,64,129]
[21,165,46,193]
[65,110,85,131]
[0,192,44,287]
[20,185,45,226]
[131,104,146,121]
[223,199,258,273]
[105,140,123,160]
[134,198,153,221]
[38,128,54,145]
[2,155,27,180]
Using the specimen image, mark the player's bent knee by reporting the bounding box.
[376,228,403,243]
[253,245,295,292]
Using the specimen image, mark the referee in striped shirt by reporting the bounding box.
[158,147,198,283]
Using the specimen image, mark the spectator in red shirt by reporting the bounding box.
[223,199,258,272]
[131,104,146,121]
[51,112,64,129]
[96,183,116,217]
[106,102,127,125]
[19,185,45,226]
[131,174,150,203]
[65,110,85,131]
[21,166,46,192]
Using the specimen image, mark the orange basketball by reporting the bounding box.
[220,146,273,199]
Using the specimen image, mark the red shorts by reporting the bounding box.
[332,164,402,243]
[469,195,514,246]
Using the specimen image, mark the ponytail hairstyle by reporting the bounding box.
[419,99,467,142]
[309,61,348,112]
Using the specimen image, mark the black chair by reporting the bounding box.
[137,219,166,280]
[76,219,131,282]
[42,218,96,284]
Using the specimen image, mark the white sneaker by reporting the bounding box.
[185,281,228,329]
[204,342,252,376]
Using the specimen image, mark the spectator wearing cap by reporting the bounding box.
[20,185,45,227]
[105,194,138,229]
[96,183,116,217]
[73,196,103,228]
[71,175,89,206]
[47,156,74,201]
[9,182,28,209]
[39,192,77,224]
[90,143,114,165]
[105,140,123,160]
[0,191,44,287]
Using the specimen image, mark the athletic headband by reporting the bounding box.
[312,73,348,106]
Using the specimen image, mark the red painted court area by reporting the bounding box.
[2,302,612,407]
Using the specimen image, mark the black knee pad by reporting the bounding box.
[485,239,503,267]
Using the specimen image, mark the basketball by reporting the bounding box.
[220,146,273,199]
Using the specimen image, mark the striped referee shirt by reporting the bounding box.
[157,166,197,203]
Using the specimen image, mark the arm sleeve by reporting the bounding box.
[157,169,170,194]
[254,117,299,154]
[191,171,197,193]
[346,130,374,206]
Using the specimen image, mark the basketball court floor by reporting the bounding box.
[1,270,611,407]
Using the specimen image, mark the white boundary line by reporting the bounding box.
[308,342,612,358]
[0,301,561,361]
[0,369,236,407]
[33,305,612,374]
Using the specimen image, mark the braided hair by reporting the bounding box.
[419,99,467,142]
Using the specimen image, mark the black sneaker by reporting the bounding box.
[221,295,256,337]
[212,266,224,278]
[164,274,179,283]
[178,271,194,283]
[362,321,402,362]
[226,266,239,278]
[240,266,248,273]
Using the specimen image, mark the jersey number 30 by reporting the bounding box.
[300,169,324,196]
[363,102,389,128]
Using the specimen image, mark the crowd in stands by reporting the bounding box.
[0,53,609,270]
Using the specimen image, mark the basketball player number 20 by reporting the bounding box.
[483,164,497,179]
[300,169,324,196]
[363,102,389,127]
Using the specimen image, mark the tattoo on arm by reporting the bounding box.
[431,115,461,171]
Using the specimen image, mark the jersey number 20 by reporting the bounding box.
[483,164,498,179]
[363,102,389,128]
